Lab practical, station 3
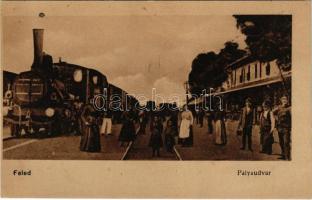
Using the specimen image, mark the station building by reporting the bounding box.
[188,55,291,122]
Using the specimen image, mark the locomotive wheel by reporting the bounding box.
[48,126,55,136]
[33,126,40,133]
[23,126,31,136]
[32,126,40,137]
[33,126,50,138]
[46,124,58,137]
[50,115,61,136]
[10,124,21,137]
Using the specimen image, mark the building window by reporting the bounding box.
[260,62,262,78]
[231,72,233,87]
[247,65,251,81]
[240,68,243,83]
[234,70,236,85]
[266,63,271,76]
[255,63,258,78]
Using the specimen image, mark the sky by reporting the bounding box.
[2,13,246,105]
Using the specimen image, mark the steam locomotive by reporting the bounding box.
[3,29,138,137]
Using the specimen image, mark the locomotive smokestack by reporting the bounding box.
[31,29,44,70]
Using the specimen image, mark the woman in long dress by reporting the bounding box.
[164,119,176,152]
[118,111,136,146]
[214,108,227,145]
[138,110,147,135]
[150,116,163,133]
[149,119,163,157]
[80,104,101,152]
[179,105,194,147]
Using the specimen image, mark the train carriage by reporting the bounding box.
[52,61,108,104]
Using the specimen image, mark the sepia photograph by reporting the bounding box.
[1,1,311,198]
[2,12,292,161]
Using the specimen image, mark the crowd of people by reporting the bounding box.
[194,95,291,160]
[183,94,291,160]
[78,95,291,160]
[236,95,291,160]
[78,99,184,156]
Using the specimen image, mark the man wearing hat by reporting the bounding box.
[239,97,254,151]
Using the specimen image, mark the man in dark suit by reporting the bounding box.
[239,98,254,151]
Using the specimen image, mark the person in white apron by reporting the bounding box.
[179,105,194,146]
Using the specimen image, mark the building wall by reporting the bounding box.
[224,59,280,90]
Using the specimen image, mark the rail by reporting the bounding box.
[121,125,183,161]
[173,146,182,161]
[121,126,141,160]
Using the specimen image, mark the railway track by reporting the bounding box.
[173,146,182,160]
[121,127,182,161]
[122,141,182,160]
[120,127,140,160]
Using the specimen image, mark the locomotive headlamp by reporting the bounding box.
[45,107,55,117]
[73,69,83,82]
[5,90,13,99]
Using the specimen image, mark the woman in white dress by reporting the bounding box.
[214,109,226,145]
[179,105,194,146]
[214,100,227,145]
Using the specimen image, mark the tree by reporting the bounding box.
[188,52,218,96]
[215,42,247,85]
[233,15,291,71]
[233,15,291,96]
[188,42,246,96]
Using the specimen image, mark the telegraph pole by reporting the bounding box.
[184,81,189,106]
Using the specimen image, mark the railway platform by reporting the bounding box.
[3,124,129,160]
[3,120,282,160]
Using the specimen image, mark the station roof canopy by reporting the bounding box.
[187,71,291,106]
